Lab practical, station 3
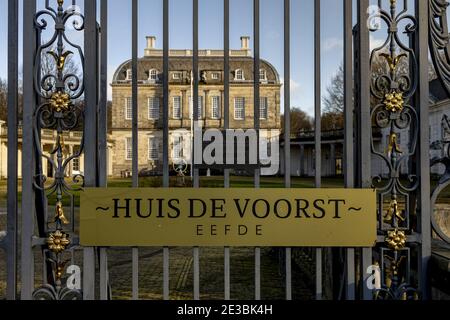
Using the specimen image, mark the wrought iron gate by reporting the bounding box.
[2,0,450,300]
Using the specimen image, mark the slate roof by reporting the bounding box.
[112,56,280,85]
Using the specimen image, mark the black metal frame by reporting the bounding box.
[1,0,445,300]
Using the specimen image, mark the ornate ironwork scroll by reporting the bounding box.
[32,0,85,300]
[368,0,419,300]
[430,115,450,244]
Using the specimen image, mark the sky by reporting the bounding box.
[0,0,423,116]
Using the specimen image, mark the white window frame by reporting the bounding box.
[211,96,221,119]
[172,96,182,119]
[235,69,244,81]
[125,97,132,120]
[234,97,245,120]
[172,135,184,159]
[148,137,159,160]
[259,97,268,120]
[149,69,158,81]
[189,95,204,119]
[148,97,160,120]
[126,69,132,80]
[211,72,220,80]
[125,137,132,160]
[72,157,80,173]
[259,69,267,82]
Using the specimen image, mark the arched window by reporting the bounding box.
[235,69,244,81]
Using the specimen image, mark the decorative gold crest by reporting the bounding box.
[50,91,71,112]
[384,199,405,224]
[47,230,70,254]
[380,53,407,72]
[387,133,403,155]
[55,201,69,225]
[385,229,406,251]
[384,91,404,113]
[47,51,73,72]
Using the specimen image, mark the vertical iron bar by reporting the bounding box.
[254,0,262,301]
[415,0,431,300]
[346,249,355,299]
[99,0,108,185]
[314,0,322,301]
[132,247,139,300]
[83,0,98,300]
[99,0,109,300]
[357,0,372,300]
[131,0,139,300]
[6,0,18,300]
[163,2,169,188]
[223,0,231,301]
[21,0,37,301]
[316,248,322,299]
[343,0,355,300]
[163,0,170,301]
[99,249,109,299]
[283,0,292,301]
[193,0,200,300]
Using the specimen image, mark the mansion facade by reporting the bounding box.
[110,36,282,177]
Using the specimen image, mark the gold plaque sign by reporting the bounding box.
[80,188,377,247]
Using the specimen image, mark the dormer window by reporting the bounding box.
[211,72,220,80]
[149,69,158,81]
[172,72,182,80]
[259,69,267,81]
[126,69,132,80]
[235,69,244,81]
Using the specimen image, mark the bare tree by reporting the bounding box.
[39,46,81,99]
[0,78,7,121]
[0,46,81,124]
[323,64,345,114]
[281,107,313,134]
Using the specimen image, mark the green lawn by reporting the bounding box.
[0,176,449,207]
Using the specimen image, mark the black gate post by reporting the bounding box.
[83,0,99,300]
[5,0,19,300]
[21,0,37,300]
[356,0,373,301]
[415,0,431,300]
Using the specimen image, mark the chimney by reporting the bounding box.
[240,36,250,50]
[146,36,156,49]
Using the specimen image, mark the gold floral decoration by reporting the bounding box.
[385,229,406,251]
[384,91,404,113]
[50,91,71,112]
[47,230,70,254]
